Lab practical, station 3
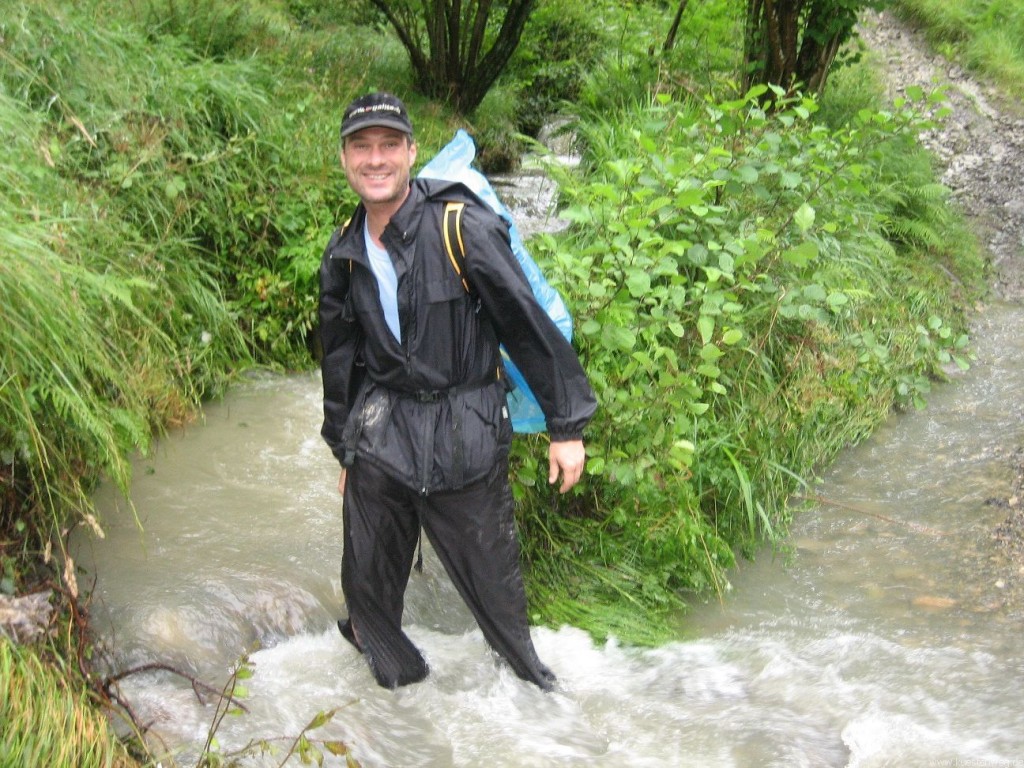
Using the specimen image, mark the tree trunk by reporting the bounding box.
[368,0,536,115]
[663,0,691,53]
[743,0,865,100]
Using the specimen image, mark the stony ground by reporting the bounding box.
[859,11,1024,594]
[860,11,1024,302]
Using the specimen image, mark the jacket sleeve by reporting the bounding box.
[460,205,597,441]
[318,228,365,464]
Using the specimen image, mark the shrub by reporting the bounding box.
[513,85,982,642]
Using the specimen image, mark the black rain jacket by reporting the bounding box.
[319,178,597,495]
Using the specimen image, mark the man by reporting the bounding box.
[319,92,597,691]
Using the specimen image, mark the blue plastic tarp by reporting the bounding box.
[418,129,572,433]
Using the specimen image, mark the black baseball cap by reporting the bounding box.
[340,92,414,138]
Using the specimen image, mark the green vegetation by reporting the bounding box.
[893,0,1024,103]
[1,638,135,767]
[513,82,982,641]
[0,0,992,761]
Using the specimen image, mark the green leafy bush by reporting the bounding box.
[513,84,982,643]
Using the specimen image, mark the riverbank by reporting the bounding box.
[860,10,1024,600]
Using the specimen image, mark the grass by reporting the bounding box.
[0,639,137,768]
[893,0,1024,104]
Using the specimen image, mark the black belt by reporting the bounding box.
[404,379,495,403]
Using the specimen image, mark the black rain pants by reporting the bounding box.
[339,453,555,691]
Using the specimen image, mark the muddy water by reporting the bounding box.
[75,302,1024,767]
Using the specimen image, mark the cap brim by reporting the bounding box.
[341,116,413,138]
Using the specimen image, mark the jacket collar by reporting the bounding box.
[381,180,428,253]
[331,177,473,264]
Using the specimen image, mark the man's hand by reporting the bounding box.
[338,468,347,496]
[549,440,586,494]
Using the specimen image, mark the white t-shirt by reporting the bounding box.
[364,221,401,342]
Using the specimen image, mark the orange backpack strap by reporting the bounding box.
[339,217,353,273]
[442,201,469,292]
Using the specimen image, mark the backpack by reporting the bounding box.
[419,130,573,433]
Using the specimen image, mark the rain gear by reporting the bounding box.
[320,178,596,492]
[319,177,596,689]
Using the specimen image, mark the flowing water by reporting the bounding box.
[75,302,1024,768]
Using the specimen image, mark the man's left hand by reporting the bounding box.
[549,440,586,493]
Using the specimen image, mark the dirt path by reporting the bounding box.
[860,10,1024,302]
[858,10,1024,592]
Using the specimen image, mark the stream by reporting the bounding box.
[75,300,1024,768]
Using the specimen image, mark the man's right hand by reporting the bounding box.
[338,468,347,496]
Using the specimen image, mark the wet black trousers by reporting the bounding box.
[339,455,555,691]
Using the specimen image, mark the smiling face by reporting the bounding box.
[341,127,417,217]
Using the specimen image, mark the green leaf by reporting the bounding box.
[165,176,187,200]
[794,203,815,232]
[647,196,673,214]
[324,742,350,756]
[306,709,337,730]
[779,171,802,189]
[674,188,705,208]
[687,244,709,265]
[602,324,637,351]
[827,291,850,309]
[736,165,759,184]
[626,270,651,297]
[803,284,827,302]
[700,343,724,362]
[781,241,819,268]
[697,363,720,378]
[722,328,744,345]
[697,315,715,345]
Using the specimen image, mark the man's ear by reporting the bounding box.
[408,140,417,166]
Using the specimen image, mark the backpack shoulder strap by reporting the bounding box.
[442,201,469,292]
[340,217,354,273]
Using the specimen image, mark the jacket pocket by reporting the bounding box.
[442,382,511,488]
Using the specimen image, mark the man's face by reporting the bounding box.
[341,127,417,210]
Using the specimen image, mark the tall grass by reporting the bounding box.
[0,3,262,548]
[0,639,136,768]
[0,2,388,763]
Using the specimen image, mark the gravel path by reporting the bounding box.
[858,10,1024,593]
[859,10,1024,303]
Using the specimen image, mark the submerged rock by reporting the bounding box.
[0,590,54,644]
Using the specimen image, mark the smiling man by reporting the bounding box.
[318,92,597,690]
